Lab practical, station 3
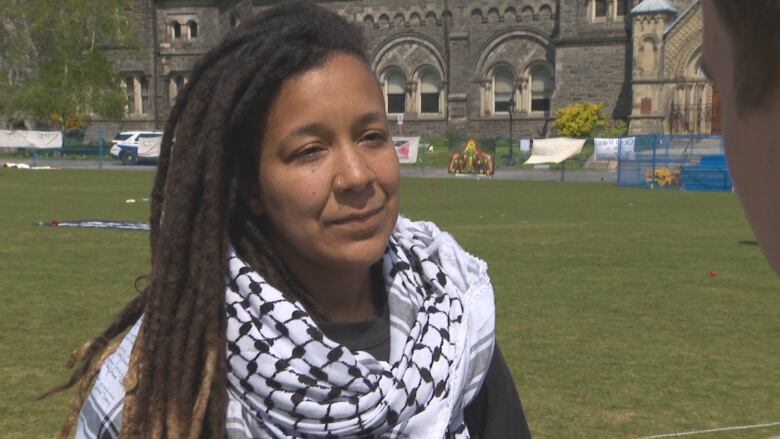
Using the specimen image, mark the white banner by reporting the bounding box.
[393,136,419,164]
[524,137,586,165]
[0,130,63,148]
[520,139,531,153]
[594,137,635,160]
[618,137,636,160]
[138,136,162,158]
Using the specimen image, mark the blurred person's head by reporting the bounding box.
[702,0,780,274]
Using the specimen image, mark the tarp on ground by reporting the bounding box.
[138,136,162,158]
[524,137,586,165]
[393,136,419,164]
[0,130,63,148]
[594,137,636,160]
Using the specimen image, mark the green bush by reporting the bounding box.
[554,102,606,138]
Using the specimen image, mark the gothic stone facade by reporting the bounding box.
[94,0,713,141]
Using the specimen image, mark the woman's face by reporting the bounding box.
[254,53,400,276]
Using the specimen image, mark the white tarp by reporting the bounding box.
[0,130,63,148]
[138,136,162,158]
[524,137,586,165]
[594,137,636,160]
[393,136,419,164]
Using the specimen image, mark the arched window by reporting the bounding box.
[385,71,406,114]
[530,67,554,112]
[420,71,440,114]
[539,5,553,20]
[171,21,181,39]
[124,77,135,114]
[188,21,198,39]
[594,0,608,19]
[425,11,438,26]
[493,68,514,113]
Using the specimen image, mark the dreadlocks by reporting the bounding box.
[48,4,368,437]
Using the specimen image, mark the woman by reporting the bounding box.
[54,4,531,438]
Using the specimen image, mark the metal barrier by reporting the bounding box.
[616,134,731,191]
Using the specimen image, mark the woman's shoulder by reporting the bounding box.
[74,320,140,438]
[394,216,490,295]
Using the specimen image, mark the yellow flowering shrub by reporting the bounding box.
[554,102,606,138]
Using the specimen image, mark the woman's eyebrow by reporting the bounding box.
[279,122,328,146]
[353,111,385,129]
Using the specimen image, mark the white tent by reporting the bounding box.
[524,137,586,165]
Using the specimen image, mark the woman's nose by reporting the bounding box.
[333,144,375,193]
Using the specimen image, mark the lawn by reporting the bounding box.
[1,169,778,438]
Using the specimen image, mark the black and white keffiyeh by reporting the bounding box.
[225,217,495,438]
[75,217,496,439]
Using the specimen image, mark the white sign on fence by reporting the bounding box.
[594,137,636,160]
[393,136,419,164]
[0,130,63,148]
[520,139,531,153]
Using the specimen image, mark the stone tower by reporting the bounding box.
[628,0,676,134]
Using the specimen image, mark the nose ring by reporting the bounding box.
[335,176,344,190]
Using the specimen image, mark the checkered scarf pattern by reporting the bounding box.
[225,221,481,438]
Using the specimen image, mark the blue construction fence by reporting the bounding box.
[616,134,732,192]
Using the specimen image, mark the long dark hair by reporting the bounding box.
[46,4,368,437]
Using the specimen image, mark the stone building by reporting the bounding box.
[95,0,716,141]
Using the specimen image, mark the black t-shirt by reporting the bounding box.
[318,287,532,439]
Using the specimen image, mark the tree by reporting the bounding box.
[553,102,607,138]
[0,0,135,129]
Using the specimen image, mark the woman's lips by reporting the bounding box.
[330,205,383,226]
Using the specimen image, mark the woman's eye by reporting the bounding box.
[294,145,325,161]
[360,132,387,145]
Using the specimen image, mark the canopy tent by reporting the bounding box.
[524,137,586,165]
[0,130,63,148]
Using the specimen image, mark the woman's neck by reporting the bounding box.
[294,265,377,323]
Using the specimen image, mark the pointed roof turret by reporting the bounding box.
[631,0,677,15]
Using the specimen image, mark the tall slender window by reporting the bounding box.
[188,21,198,39]
[140,77,149,114]
[531,67,553,112]
[420,71,440,114]
[171,21,181,39]
[386,72,406,114]
[594,0,608,18]
[170,75,185,103]
[493,68,514,113]
[124,77,135,114]
[616,0,627,17]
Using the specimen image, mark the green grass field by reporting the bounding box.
[1,169,779,438]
